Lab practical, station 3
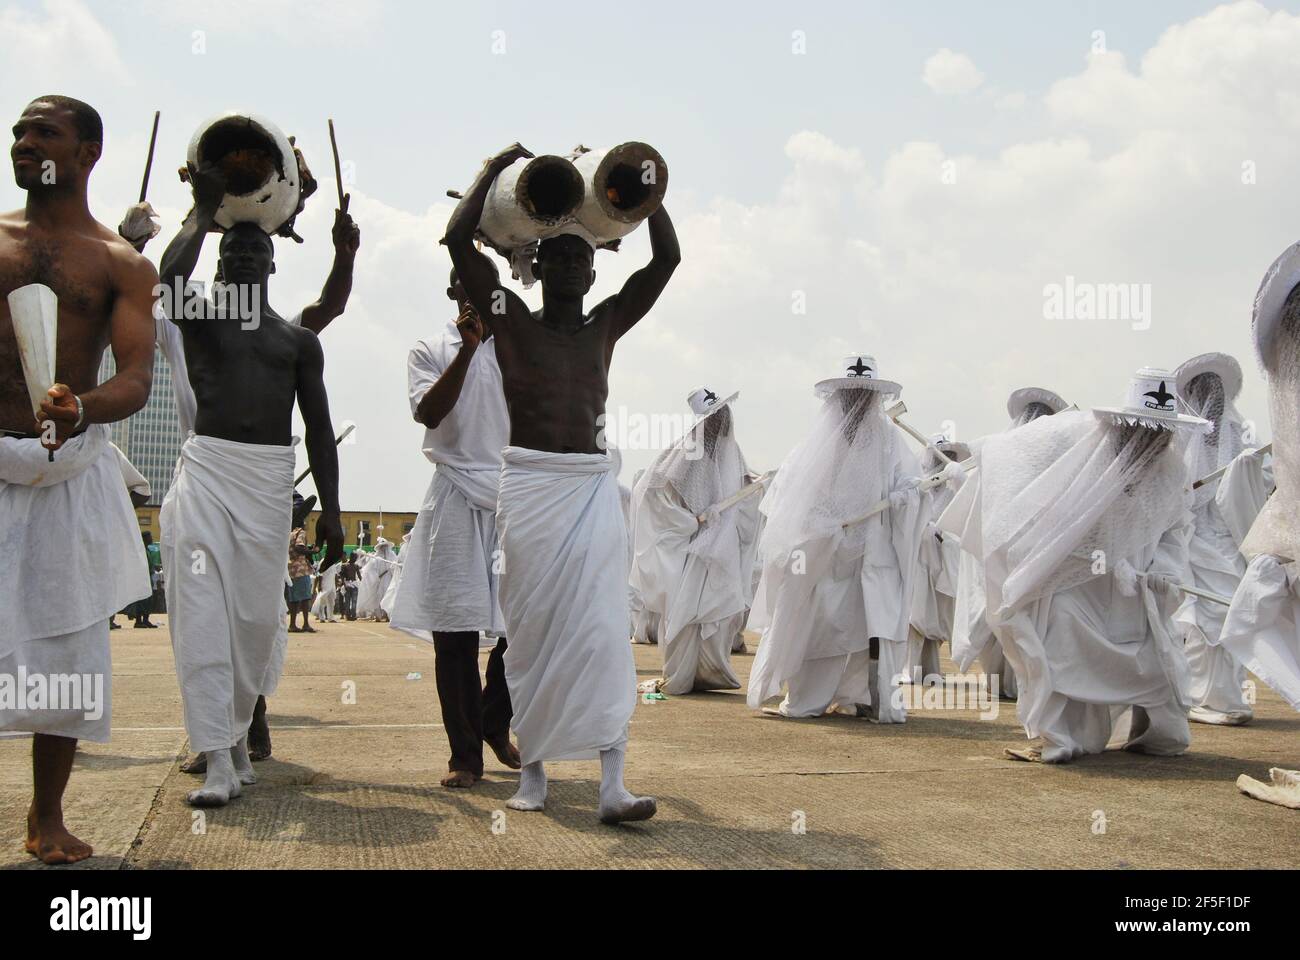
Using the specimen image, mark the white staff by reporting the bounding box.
[884,400,952,463]
[695,470,775,523]
[1138,572,1233,608]
[1192,443,1272,490]
[843,459,975,528]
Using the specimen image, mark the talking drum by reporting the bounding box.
[182,112,307,236]
[475,142,668,280]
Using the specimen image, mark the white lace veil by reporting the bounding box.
[1180,371,1245,507]
[638,403,750,562]
[1010,401,1058,430]
[980,410,1191,614]
[759,387,899,567]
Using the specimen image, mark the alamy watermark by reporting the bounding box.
[0,668,103,721]
[1043,276,1151,330]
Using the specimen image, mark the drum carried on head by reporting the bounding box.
[180,112,316,239]
[474,141,668,285]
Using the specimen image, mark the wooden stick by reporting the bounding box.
[696,471,776,523]
[1193,443,1272,490]
[328,119,346,208]
[139,110,160,203]
[295,424,355,487]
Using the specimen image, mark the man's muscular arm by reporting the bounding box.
[158,162,225,318]
[442,144,533,325]
[299,197,360,334]
[415,305,484,429]
[605,205,680,341]
[296,330,344,570]
[38,248,158,443]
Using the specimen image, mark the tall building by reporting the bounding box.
[99,346,184,507]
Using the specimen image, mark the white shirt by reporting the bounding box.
[407,322,508,472]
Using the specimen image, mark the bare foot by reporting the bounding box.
[486,735,522,770]
[186,750,242,807]
[180,752,207,775]
[26,809,93,865]
[440,769,480,789]
[247,696,272,761]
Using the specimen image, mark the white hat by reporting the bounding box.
[1093,367,1210,431]
[814,354,901,399]
[686,386,738,419]
[1173,352,1243,403]
[1006,386,1068,422]
[935,438,971,462]
[1252,240,1300,363]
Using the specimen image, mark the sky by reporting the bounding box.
[3,0,1299,509]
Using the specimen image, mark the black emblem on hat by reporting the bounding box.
[847,357,872,378]
[1143,381,1175,411]
[703,389,718,405]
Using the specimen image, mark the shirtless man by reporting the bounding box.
[0,96,158,863]
[137,186,357,771]
[157,160,343,806]
[444,143,679,823]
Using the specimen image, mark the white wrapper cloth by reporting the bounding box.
[496,446,636,765]
[161,434,294,753]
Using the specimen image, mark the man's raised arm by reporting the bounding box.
[441,143,533,320]
[158,161,226,317]
[607,205,680,341]
[299,196,360,334]
[295,331,344,570]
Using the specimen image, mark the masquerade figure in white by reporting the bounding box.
[630,387,762,694]
[941,369,1206,763]
[947,387,1069,702]
[908,435,971,685]
[747,356,929,722]
[1217,245,1300,807]
[1169,353,1262,726]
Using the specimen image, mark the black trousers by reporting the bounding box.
[433,632,512,775]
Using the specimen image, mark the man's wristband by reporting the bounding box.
[72,395,85,430]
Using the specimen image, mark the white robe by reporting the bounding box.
[355,543,397,619]
[497,447,635,765]
[942,443,1193,763]
[747,450,927,721]
[161,434,293,753]
[630,473,761,695]
[0,425,150,741]
[909,476,962,682]
[1219,555,1300,710]
[312,563,340,622]
[1172,447,1270,723]
[389,325,508,642]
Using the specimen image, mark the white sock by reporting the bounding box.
[506,761,547,811]
[598,747,656,823]
[232,737,256,785]
[599,747,635,806]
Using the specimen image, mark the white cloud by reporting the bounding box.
[0,0,130,91]
[922,48,985,96]
[5,0,1296,510]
